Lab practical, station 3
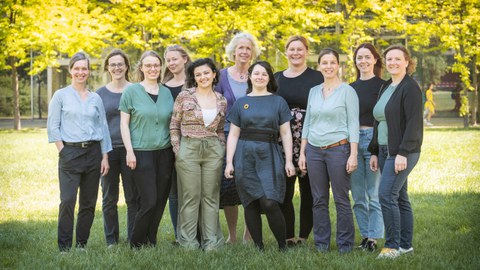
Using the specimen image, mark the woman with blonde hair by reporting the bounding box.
[119,50,175,248]
[215,32,261,243]
[162,44,192,240]
[275,35,324,246]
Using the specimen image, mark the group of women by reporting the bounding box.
[47,32,423,259]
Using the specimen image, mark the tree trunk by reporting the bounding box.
[471,55,478,126]
[10,56,21,130]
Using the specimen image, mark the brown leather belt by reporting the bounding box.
[319,139,349,150]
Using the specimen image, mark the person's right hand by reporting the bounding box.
[126,150,137,170]
[370,155,378,172]
[298,153,307,175]
[224,163,234,179]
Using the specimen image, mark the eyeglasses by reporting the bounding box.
[143,64,161,70]
[108,63,125,69]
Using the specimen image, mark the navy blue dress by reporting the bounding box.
[227,95,292,207]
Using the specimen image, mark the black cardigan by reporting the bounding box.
[368,74,423,157]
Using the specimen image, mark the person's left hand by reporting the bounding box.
[285,161,296,177]
[395,154,407,174]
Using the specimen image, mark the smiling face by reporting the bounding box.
[69,59,89,84]
[107,55,127,81]
[286,40,307,67]
[249,64,270,90]
[355,48,377,77]
[385,49,408,77]
[140,56,162,81]
[234,38,253,64]
[165,50,187,75]
[194,64,216,89]
[318,53,339,79]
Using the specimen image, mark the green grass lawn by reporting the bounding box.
[1,128,479,269]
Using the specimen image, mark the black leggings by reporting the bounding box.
[245,196,286,250]
[280,174,313,239]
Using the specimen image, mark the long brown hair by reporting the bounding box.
[353,43,383,79]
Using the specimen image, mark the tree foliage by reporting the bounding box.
[0,0,479,127]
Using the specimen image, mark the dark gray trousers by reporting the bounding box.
[305,143,354,251]
[58,143,102,251]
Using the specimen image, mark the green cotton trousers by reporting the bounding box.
[175,137,225,250]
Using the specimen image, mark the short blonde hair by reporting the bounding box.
[225,32,261,62]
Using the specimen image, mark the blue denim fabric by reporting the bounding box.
[306,143,354,251]
[378,145,420,249]
[350,128,383,239]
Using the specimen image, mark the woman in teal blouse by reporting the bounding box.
[119,50,175,248]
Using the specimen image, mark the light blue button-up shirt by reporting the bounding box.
[302,82,359,147]
[47,85,112,154]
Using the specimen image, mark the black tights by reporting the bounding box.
[280,174,313,239]
[245,196,286,250]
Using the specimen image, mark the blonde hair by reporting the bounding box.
[225,32,261,62]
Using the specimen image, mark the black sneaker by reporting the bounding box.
[286,239,297,247]
[365,240,377,252]
[357,238,368,249]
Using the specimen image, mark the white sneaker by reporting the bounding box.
[399,247,414,255]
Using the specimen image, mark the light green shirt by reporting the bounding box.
[302,83,359,146]
[119,83,174,150]
[373,84,397,146]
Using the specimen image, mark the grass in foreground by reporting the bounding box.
[0,128,479,269]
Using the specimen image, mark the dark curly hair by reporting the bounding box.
[185,58,219,88]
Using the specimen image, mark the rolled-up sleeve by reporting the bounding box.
[346,87,360,143]
[97,98,112,154]
[47,91,62,143]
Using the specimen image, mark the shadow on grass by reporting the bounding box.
[0,193,479,269]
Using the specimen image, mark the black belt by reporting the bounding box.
[239,128,279,184]
[239,129,278,142]
[63,141,99,148]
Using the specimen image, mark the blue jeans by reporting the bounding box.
[378,146,420,249]
[306,143,354,251]
[350,128,383,239]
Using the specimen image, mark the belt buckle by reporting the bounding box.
[320,145,328,150]
[81,142,88,148]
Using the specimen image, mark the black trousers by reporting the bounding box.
[280,174,313,239]
[57,144,102,251]
[130,147,174,248]
[101,147,139,245]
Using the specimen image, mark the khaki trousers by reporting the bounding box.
[176,137,225,250]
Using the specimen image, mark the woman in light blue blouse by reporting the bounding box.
[47,52,112,253]
[298,48,359,254]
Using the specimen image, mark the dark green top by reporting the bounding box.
[119,83,174,150]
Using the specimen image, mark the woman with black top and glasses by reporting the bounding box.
[97,49,139,248]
